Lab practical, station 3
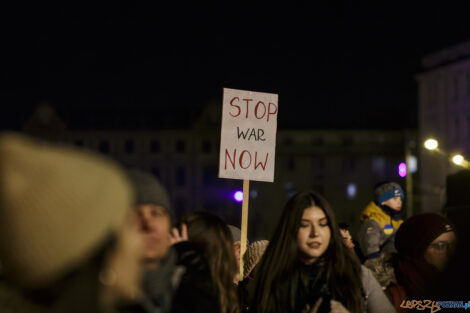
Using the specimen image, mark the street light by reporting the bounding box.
[424,138,438,150]
[452,154,464,166]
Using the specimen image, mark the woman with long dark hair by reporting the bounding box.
[249,191,394,313]
[178,211,240,313]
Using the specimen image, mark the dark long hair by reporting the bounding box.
[250,191,363,313]
[181,211,240,313]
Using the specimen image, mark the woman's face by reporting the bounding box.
[297,206,331,263]
[424,231,457,271]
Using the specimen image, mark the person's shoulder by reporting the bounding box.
[359,219,382,233]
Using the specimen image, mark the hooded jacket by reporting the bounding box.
[358,202,403,259]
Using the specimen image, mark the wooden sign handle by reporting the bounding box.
[239,179,249,281]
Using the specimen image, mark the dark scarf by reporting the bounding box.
[142,248,182,313]
[393,254,440,299]
[293,258,331,313]
[377,202,402,221]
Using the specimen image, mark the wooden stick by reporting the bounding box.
[239,179,250,281]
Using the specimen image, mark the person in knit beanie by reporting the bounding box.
[385,213,456,311]
[127,170,221,313]
[358,181,405,262]
[127,169,173,268]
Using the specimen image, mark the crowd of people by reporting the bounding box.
[0,132,469,313]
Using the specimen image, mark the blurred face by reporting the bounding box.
[340,229,355,249]
[136,204,171,264]
[100,212,144,306]
[233,241,241,267]
[424,231,457,271]
[297,206,331,263]
[381,196,402,211]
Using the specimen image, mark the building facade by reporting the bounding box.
[417,40,470,212]
[24,103,415,239]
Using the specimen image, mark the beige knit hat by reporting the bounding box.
[0,133,133,289]
[243,240,269,279]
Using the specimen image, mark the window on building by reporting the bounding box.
[287,158,295,171]
[150,166,160,178]
[342,158,356,172]
[312,137,324,146]
[203,166,218,186]
[125,139,134,154]
[176,140,186,153]
[99,140,109,154]
[429,79,438,108]
[283,137,293,146]
[202,140,211,153]
[175,198,186,215]
[346,183,357,199]
[176,166,186,187]
[150,140,160,153]
[466,72,470,96]
[467,116,470,139]
[453,74,459,102]
[372,157,385,174]
[313,157,325,170]
[342,137,354,146]
[314,185,325,195]
[203,199,221,214]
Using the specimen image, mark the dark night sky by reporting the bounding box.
[4,2,470,130]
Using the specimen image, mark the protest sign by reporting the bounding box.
[218,87,279,280]
[218,88,278,182]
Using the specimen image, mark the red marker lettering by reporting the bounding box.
[267,102,278,122]
[229,97,241,117]
[243,99,253,118]
[254,152,269,171]
[225,148,236,170]
[255,101,267,120]
[239,150,252,169]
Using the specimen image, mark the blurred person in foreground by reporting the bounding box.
[432,169,470,304]
[249,191,394,313]
[127,170,220,313]
[385,213,456,312]
[0,132,143,313]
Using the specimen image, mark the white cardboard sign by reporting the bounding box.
[218,88,278,182]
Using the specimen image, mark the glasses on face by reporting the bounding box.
[428,241,455,252]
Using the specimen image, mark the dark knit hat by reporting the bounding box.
[374,181,404,203]
[395,213,453,259]
[127,169,172,220]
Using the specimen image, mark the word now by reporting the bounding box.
[229,97,278,122]
[224,148,269,171]
[237,127,266,141]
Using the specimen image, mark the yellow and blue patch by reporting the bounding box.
[383,224,394,235]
